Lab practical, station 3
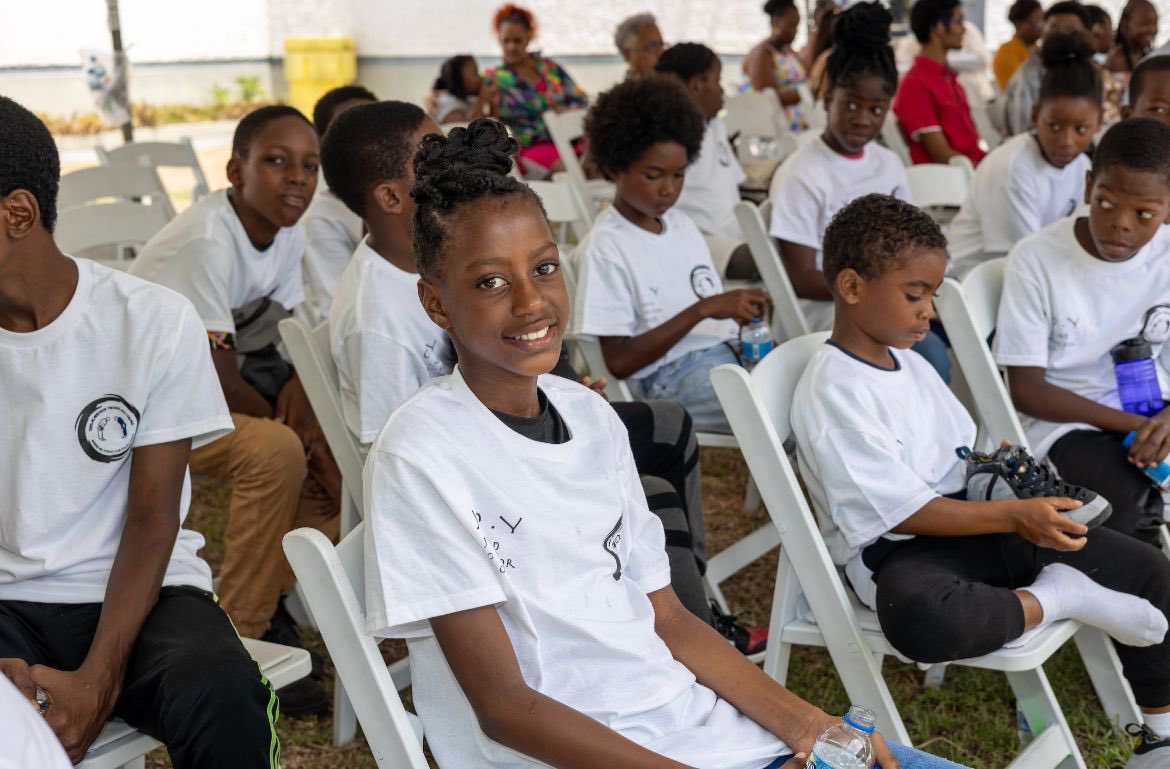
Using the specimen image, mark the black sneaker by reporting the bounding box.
[1125,723,1170,768]
[958,444,1112,530]
[262,598,325,680]
[711,601,768,656]
[274,676,330,718]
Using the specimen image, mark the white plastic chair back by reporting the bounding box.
[880,117,912,166]
[55,203,170,269]
[723,89,788,143]
[961,79,1003,151]
[734,200,810,342]
[283,526,429,769]
[96,137,210,203]
[542,108,613,220]
[906,163,970,209]
[59,165,175,220]
[527,178,592,242]
[948,154,976,180]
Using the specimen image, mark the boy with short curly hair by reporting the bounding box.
[573,74,770,433]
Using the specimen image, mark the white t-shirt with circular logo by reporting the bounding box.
[0,258,233,603]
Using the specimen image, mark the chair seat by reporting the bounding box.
[585,178,615,202]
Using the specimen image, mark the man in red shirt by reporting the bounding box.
[893,0,987,165]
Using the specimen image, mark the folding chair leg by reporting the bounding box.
[1005,668,1086,769]
[744,475,762,514]
[702,524,780,614]
[119,759,145,769]
[340,493,359,541]
[333,678,358,746]
[1073,626,1141,730]
[923,663,948,689]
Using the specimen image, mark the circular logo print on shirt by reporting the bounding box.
[75,395,140,463]
[1143,305,1170,345]
[690,265,719,299]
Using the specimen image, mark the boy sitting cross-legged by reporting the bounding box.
[790,192,1170,763]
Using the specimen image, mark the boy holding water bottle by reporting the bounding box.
[997,118,1170,548]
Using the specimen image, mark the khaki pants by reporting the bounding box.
[191,413,340,638]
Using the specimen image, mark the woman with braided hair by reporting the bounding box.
[362,115,969,769]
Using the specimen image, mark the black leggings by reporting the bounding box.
[1048,429,1166,547]
[868,528,1170,707]
[0,586,279,769]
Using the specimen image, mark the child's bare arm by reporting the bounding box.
[775,240,833,300]
[648,588,902,769]
[891,495,1087,550]
[919,132,962,163]
[210,349,273,418]
[599,289,771,378]
[431,605,694,769]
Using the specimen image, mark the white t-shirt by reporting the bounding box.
[365,367,787,769]
[0,259,232,603]
[130,189,305,334]
[768,137,912,331]
[948,134,1088,277]
[0,677,71,769]
[328,237,456,444]
[676,117,747,242]
[995,218,1170,458]
[573,206,739,379]
[302,186,363,321]
[791,343,975,608]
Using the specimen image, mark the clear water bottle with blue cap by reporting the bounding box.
[741,317,774,370]
[1112,338,1165,418]
[806,705,877,769]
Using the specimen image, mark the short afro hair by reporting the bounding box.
[311,85,377,137]
[0,97,60,233]
[321,101,429,220]
[1044,0,1090,27]
[1091,117,1170,185]
[412,118,546,280]
[1008,0,1042,22]
[910,0,961,43]
[764,0,797,17]
[655,42,720,83]
[822,194,947,286]
[584,73,705,178]
[231,104,313,158]
[1128,54,1170,106]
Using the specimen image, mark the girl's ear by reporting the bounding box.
[418,277,453,331]
[835,267,864,305]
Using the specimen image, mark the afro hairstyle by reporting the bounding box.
[231,104,313,158]
[1091,117,1170,184]
[0,96,60,233]
[822,193,947,286]
[311,84,377,137]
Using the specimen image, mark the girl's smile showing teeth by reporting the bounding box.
[507,325,553,341]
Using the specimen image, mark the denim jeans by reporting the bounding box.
[628,342,740,434]
[763,742,972,768]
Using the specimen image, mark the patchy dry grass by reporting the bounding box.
[149,448,1132,768]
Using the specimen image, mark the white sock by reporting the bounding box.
[1144,710,1170,739]
[1020,563,1168,648]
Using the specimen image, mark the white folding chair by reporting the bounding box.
[542,108,615,219]
[59,165,175,221]
[961,80,1003,152]
[527,178,593,244]
[283,525,429,769]
[734,199,810,343]
[711,336,1142,766]
[906,163,970,209]
[55,203,170,270]
[96,137,211,204]
[880,117,912,167]
[279,316,400,746]
[722,90,797,166]
[78,638,311,769]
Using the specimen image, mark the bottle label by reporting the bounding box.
[805,752,837,769]
[745,339,774,362]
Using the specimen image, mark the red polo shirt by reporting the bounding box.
[893,56,986,166]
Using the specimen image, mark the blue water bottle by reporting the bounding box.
[1122,432,1170,489]
[1112,338,1165,417]
[741,317,774,370]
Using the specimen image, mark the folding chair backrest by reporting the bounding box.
[934,259,1026,448]
[527,178,592,242]
[96,137,210,203]
[278,318,366,523]
[961,80,1002,151]
[879,116,912,166]
[59,165,175,220]
[734,200,810,342]
[906,163,970,209]
[542,108,593,212]
[283,526,429,769]
[722,89,787,142]
[709,336,909,742]
[573,334,635,401]
[55,203,170,268]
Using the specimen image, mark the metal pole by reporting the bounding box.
[106,0,133,142]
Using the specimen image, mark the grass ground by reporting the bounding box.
[148,447,1135,769]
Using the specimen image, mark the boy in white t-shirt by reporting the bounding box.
[574,74,771,434]
[1123,55,1170,125]
[791,193,1170,759]
[301,84,377,321]
[768,2,950,380]
[131,105,337,714]
[0,98,279,767]
[654,43,757,279]
[997,118,1170,549]
[365,116,966,769]
[948,33,1101,278]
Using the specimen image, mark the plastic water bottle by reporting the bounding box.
[741,317,774,369]
[1123,431,1170,489]
[1112,338,1165,417]
[806,706,877,769]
